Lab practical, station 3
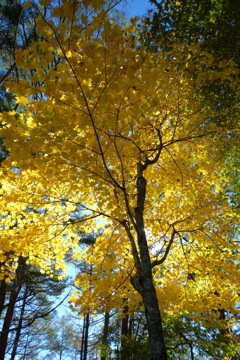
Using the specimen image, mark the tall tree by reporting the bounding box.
[0,1,239,359]
[146,0,240,60]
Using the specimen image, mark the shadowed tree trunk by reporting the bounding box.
[0,257,26,360]
[129,166,168,360]
[100,311,110,360]
[10,285,28,360]
[121,300,129,360]
[80,313,90,360]
[0,279,7,317]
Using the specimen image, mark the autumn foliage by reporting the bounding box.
[0,0,239,358]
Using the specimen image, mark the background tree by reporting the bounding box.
[145,0,240,59]
[0,0,39,102]
[144,0,240,209]
[0,262,67,360]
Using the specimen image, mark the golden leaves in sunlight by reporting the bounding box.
[0,0,239,323]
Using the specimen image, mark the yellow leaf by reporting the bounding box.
[15,95,29,106]
[23,0,31,9]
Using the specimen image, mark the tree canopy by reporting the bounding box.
[0,0,239,358]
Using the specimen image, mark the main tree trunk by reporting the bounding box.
[130,170,168,360]
[131,247,168,360]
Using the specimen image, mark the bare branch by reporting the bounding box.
[0,63,16,86]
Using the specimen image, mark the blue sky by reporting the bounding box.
[119,0,154,17]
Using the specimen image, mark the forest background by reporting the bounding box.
[0,0,239,359]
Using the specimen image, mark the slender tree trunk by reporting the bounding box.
[0,252,14,316]
[0,257,26,360]
[100,311,110,360]
[80,315,85,360]
[83,313,90,360]
[22,333,30,360]
[121,301,129,360]
[189,342,194,360]
[134,313,143,340]
[121,302,129,338]
[130,168,168,360]
[129,314,134,338]
[10,285,28,360]
[80,313,90,360]
[0,279,7,317]
[0,279,18,360]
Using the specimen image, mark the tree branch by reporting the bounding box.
[151,229,177,268]
[0,63,16,86]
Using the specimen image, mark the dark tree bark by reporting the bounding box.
[121,301,129,338]
[130,164,168,360]
[10,285,28,360]
[80,315,85,360]
[83,313,90,360]
[100,311,110,360]
[0,279,7,317]
[0,253,15,316]
[0,279,18,360]
[131,269,167,360]
[0,257,26,360]
[80,313,90,360]
[121,301,130,360]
